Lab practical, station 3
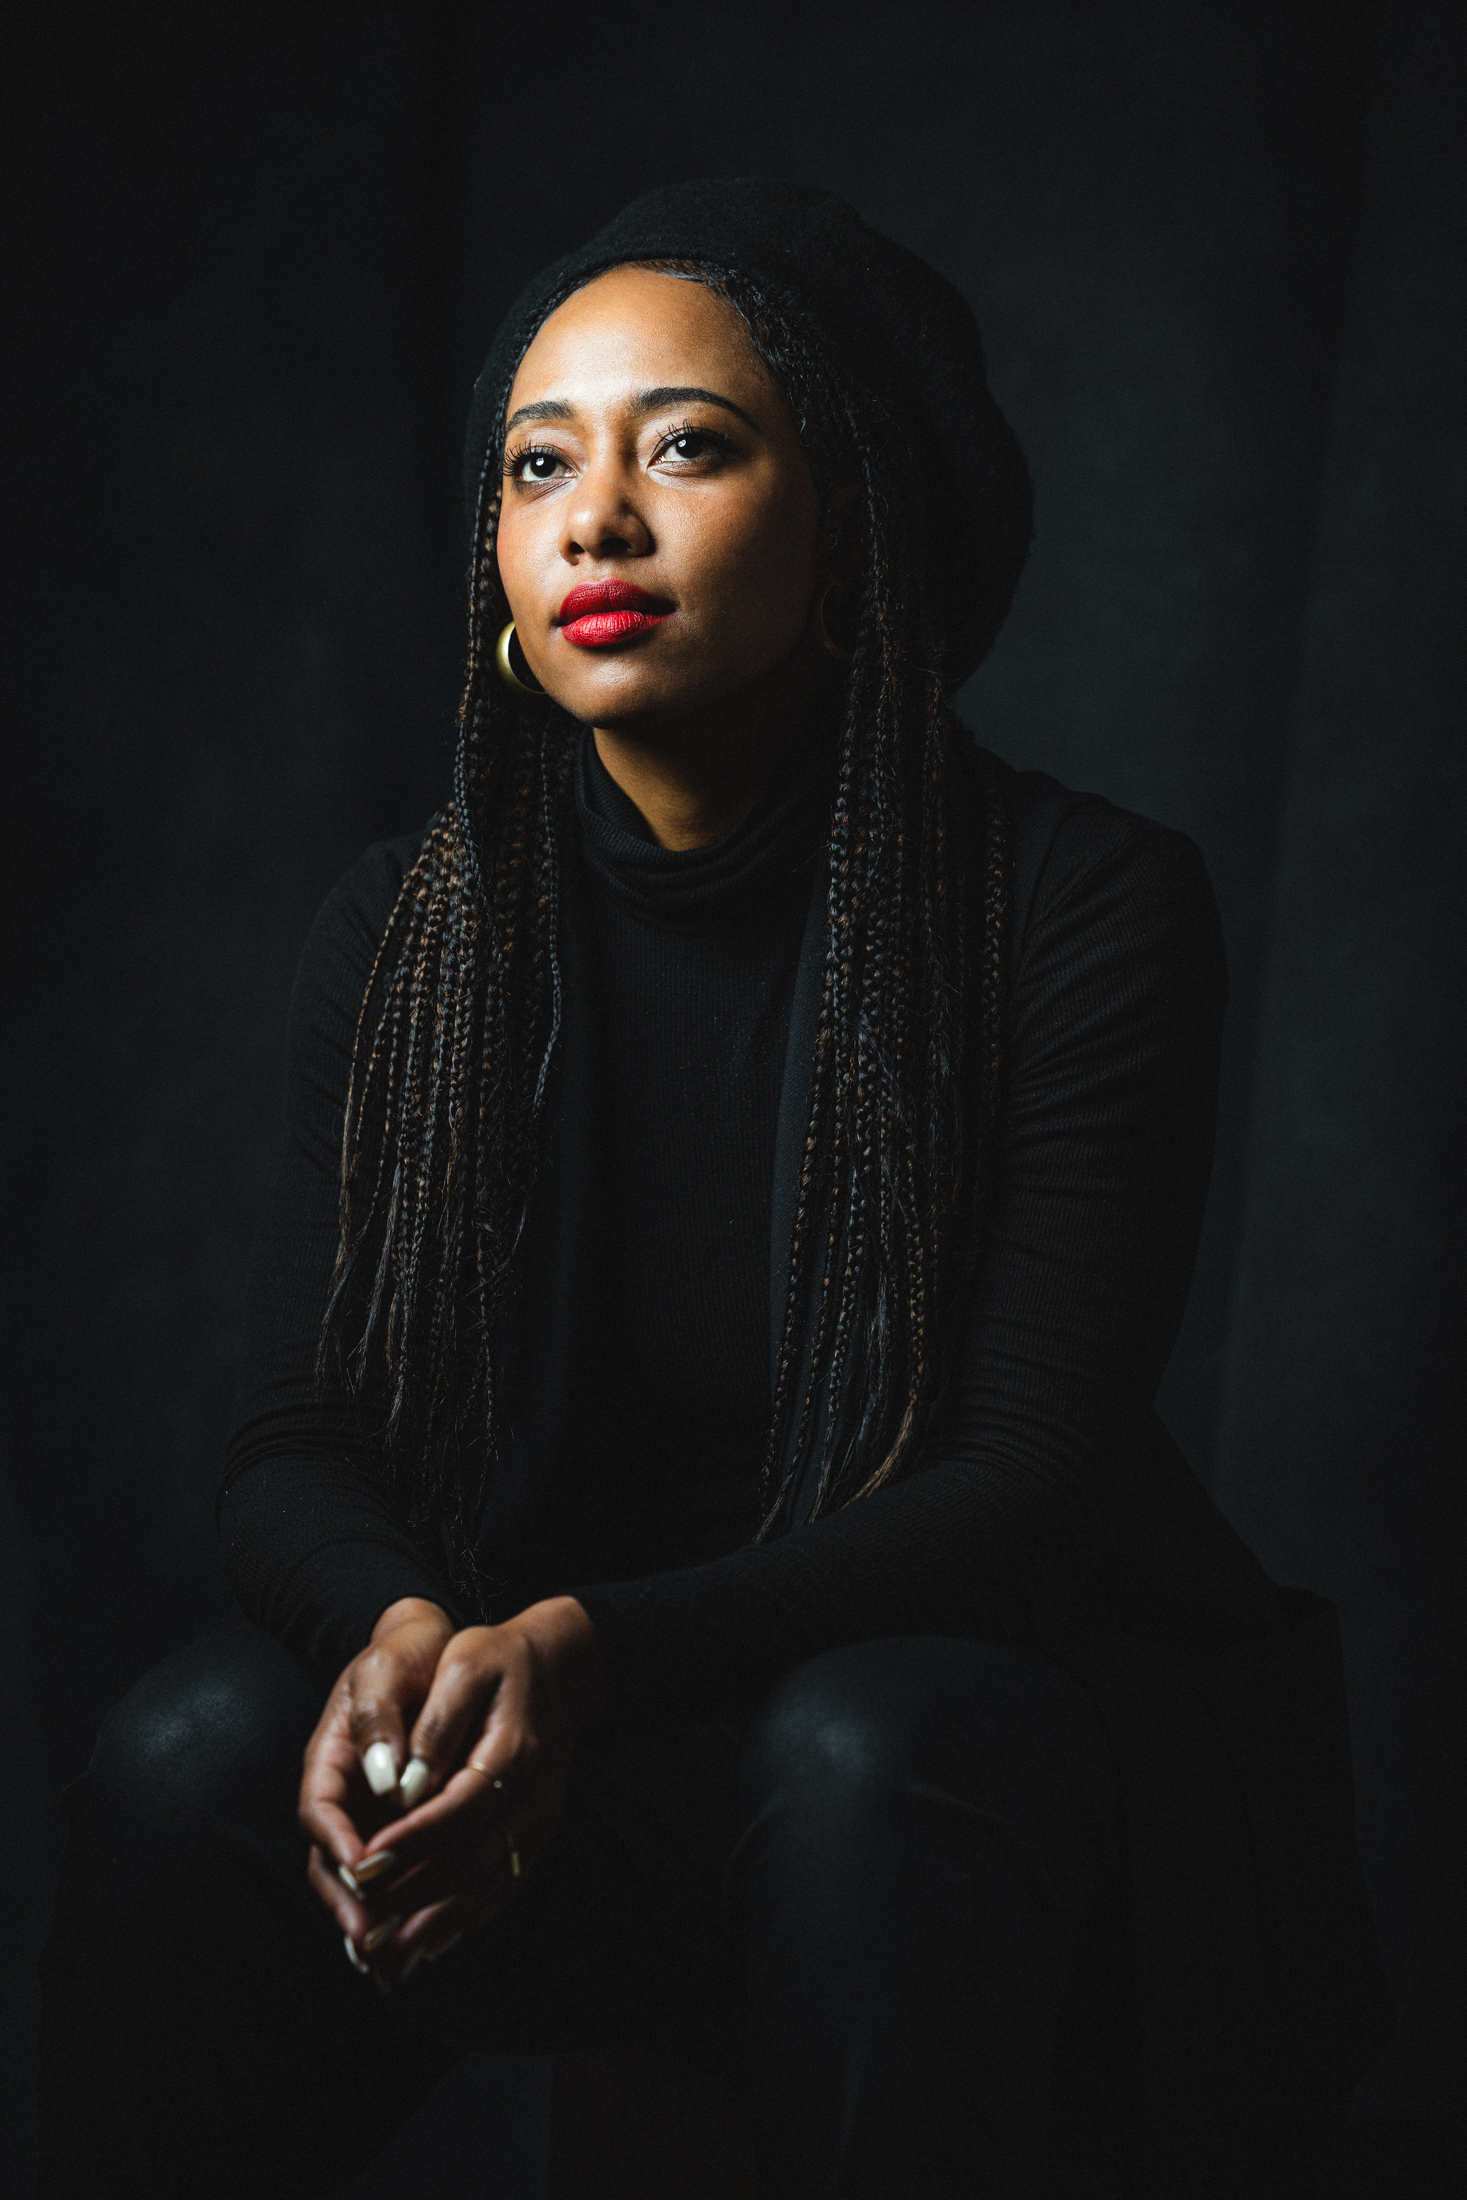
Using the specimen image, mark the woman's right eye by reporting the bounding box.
[507,447,568,484]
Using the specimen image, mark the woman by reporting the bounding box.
[39,180,1388,2198]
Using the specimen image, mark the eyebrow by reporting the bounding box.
[503,398,575,433]
[636,385,759,430]
[504,385,759,435]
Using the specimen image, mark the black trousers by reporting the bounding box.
[38,1626,1120,2199]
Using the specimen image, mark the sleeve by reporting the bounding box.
[571,806,1229,1719]
[217,833,470,1675]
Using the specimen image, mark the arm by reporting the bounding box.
[571,806,1229,1717]
[223,838,604,1978]
[216,832,466,1671]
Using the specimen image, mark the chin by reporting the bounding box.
[571,695,702,739]
[552,660,730,733]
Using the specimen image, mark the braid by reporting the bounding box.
[322,260,1012,1602]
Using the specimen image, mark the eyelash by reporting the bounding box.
[502,418,732,481]
[656,418,733,463]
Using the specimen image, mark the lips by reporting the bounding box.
[557,576,673,649]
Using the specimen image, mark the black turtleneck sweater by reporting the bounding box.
[221,737,1265,1716]
[573,734,826,1573]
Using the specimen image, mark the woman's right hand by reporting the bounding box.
[299,1593,601,1986]
[297,1597,456,1958]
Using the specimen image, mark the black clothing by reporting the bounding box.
[220,756,1261,1689]
[76,746,1380,2194]
[462,180,1033,687]
[39,1625,1122,2200]
[569,732,826,1570]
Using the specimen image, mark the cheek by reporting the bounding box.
[673,488,817,649]
[494,495,573,630]
[492,509,533,622]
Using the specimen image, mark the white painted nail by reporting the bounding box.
[362,1913,403,1955]
[351,1848,398,1886]
[398,1757,430,1809]
[337,1861,361,1896]
[363,1742,398,1796]
[343,1933,372,1975]
[398,1945,425,1985]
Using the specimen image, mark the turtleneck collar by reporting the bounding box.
[574,727,833,927]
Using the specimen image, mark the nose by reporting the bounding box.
[559,451,652,563]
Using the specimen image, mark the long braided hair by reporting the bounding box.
[320,262,1011,1599]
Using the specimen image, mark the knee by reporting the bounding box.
[83,1626,326,1856]
[739,1639,935,1843]
[739,1636,1115,1861]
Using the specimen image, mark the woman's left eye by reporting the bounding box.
[655,427,727,466]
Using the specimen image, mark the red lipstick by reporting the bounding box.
[557,576,673,648]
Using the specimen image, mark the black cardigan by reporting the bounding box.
[219,754,1276,1698]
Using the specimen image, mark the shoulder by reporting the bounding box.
[289,826,430,1051]
[307,826,427,959]
[979,749,1224,998]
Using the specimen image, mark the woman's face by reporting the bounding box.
[494,266,831,733]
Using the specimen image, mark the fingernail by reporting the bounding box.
[363,1742,398,1796]
[425,1930,462,1963]
[343,1933,372,1975]
[362,1913,403,1955]
[398,1757,430,1809]
[338,1861,361,1896]
[351,1848,398,1886]
[398,1945,425,1985]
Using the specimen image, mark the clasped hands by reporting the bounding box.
[299,1593,601,1988]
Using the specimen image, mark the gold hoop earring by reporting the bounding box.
[812,580,851,663]
[495,619,543,697]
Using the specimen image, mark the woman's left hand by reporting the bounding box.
[302,1595,602,1985]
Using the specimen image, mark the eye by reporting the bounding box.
[653,424,731,468]
[505,444,568,484]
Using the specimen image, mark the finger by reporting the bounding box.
[365,1808,539,1924]
[393,1746,542,1852]
[333,1842,404,1900]
[299,1721,404,1866]
[299,1792,371,1873]
[299,1683,372,1859]
[364,1895,461,1985]
[397,1630,506,1810]
[361,1779,566,1963]
[308,1843,371,1940]
[318,1860,410,1975]
[354,1637,568,1876]
[377,1873,520,1985]
[425,1873,522,1948]
[458,1783,561,1893]
[347,1642,418,1800]
[354,1740,529,1874]
[358,1842,526,1989]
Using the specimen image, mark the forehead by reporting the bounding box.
[506,266,774,415]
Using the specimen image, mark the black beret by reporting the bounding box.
[463,178,1032,688]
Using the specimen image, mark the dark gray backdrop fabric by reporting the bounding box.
[5,2,1463,2187]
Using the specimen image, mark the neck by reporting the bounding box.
[592,658,833,851]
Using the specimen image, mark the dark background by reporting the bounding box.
[5,2,1463,2190]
